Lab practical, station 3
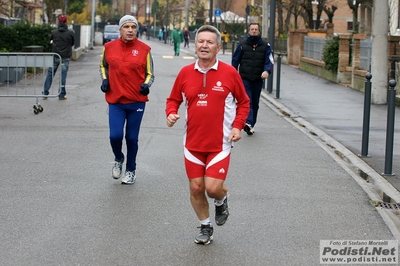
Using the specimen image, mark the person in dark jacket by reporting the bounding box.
[43,15,75,100]
[232,23,274,135]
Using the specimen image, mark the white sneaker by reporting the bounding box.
[121,171,136,184]
[244,124,254,136]
[112,155,124,179]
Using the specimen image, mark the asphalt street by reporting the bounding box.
[0,36,398,265]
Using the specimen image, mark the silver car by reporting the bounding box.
[103,25,120,45]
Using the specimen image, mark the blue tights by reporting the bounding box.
[109,102,146,171]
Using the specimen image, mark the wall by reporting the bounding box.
[71,25,92,61]
[288,29,400,105]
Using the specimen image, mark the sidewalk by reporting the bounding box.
[263,64,400,200]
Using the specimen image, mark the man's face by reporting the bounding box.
[120,22,137,42]
[248,25,260,36]
[195,31,221,60]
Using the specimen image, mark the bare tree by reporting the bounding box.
[154,0,181,28]
[277,0,284,36]
[282,0,305,30]
[188,0,206,26]
[1,0,44,21]
[216,0,233,13]
[347,0,372,33]
[43,0,64,24]
[323,4,337,23]
[0,0,12,17]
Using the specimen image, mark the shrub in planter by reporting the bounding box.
[322,36,339,72]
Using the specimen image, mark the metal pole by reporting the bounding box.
[266,0,276,93]
[209,0,213,26]
[245,5,249,38]
[360,73,372,157]
[261,0,269,39]
[231,41,235,62]
[144,0,147,23]
[276,52,281,99]
[91,0,95,49]
[154,13,156,38]
[383,79,397,175]
[185,0,189,29]
[164,0,169,44]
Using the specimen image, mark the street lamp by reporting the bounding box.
[91,0,95,48]
[209,0,213,26]
[164,0,169,44]
[147,2,151,24]
[145,0,147,22]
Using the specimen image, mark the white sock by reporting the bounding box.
[200,217,211,226]
[214,195,227,206]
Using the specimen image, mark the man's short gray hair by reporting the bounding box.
[194,25,222,45]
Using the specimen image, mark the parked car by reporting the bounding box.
[103,25,120,45]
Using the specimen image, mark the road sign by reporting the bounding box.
[214,9,222,17]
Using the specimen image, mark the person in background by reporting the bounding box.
[100,15,155,184]
[166,25,249,245]
[221,30,229,48]
[142,25,147,38]
[43,14,75,100]
[221,30,229,42]
[158,28,163,42]
[232,23,274,136]
[183,27,190,48]
[170,24,184,56]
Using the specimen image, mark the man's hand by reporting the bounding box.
[228,128,242,142]
[166,114,180,127]
[140,83,150,95]
[261,71,269,79]
[101,79,109,93]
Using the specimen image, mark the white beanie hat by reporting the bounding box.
[119,15,138,29]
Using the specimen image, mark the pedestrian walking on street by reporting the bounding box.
[232,23,274,135]
[157,28,163,42]
[166,25,249,245]
[170,24,184,56]
[43,14,75,100]
[183,27,190,48]
[99,15,155,184]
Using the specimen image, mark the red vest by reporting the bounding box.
[103,38,151,104]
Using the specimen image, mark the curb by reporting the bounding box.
[261,91,400,241]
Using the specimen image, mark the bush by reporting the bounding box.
[322,36,339,72]
[0,21,55,52]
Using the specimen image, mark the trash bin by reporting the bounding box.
[22,46,43,52]
[0,67,25,84]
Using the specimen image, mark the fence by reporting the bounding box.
[304,36,326,61]
[0,52,62,114]
[274,38,288,53]
[360,38,372,71]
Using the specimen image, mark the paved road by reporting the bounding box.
[0,38,397,265]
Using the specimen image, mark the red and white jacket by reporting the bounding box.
[166,60,250,152]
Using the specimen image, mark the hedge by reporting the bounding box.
[0,21,55,52]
